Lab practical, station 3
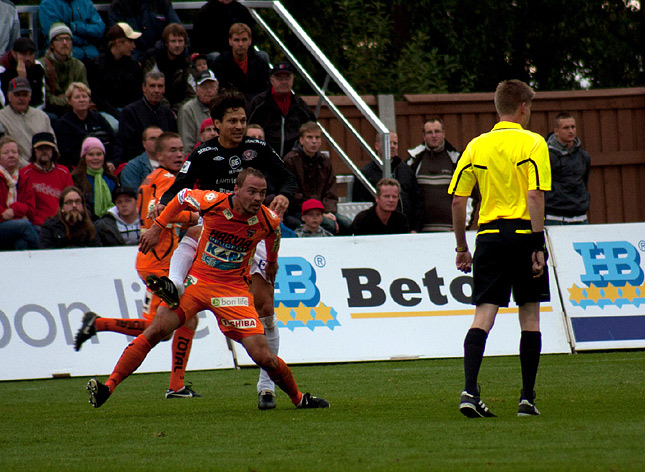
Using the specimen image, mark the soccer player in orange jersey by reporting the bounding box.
[86,168,329,409]
[75,132,202,398]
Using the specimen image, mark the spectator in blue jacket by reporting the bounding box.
[119,126,162,191]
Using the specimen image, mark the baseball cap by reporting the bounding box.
[49,22,73,42]
[302,199,324,214]
[32,132,58,151]
[200,118,214,134]
[196,69,218,86]
[8,77,31,93]
[190,52,207,63]
[13,37,37,53]
[107,23,142,42]
[112,186,137,200]
[271,61,294,76]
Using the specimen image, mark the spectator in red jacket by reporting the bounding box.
[19,132,73,231]
[0,136,38,249]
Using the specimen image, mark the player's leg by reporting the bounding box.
[166,314,200,398]
[74,311,152,351]
[250,240,280,410]
[517,302,541,416]
[86,306,183,408]
[239,334,329,409]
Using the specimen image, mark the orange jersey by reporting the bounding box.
[156,188,281,286]
[136,167,193,275]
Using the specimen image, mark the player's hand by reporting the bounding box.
[532,250,546,278]
[269,195,289,218]
[456,251,472,274]
[148,203,166,220]
[265,261,278,286]
[139,224,162,254]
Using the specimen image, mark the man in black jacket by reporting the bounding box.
[247,61,316,157]
[0,37,46,110]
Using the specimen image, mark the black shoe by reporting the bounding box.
[86,378,110,408]
[146,275,180,309]
[258,390,276,410]
[74,311,100,351]
[297,392,330,409]
[165,383,201,399]
[459,390,496,418]
[518,390,540,416]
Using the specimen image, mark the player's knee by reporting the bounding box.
[260,313,277,329]
[185,314,199,331]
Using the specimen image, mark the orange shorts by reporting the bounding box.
[169,275,265,342]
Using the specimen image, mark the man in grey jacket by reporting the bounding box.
[545,112,591,225]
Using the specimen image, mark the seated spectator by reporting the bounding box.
[109,0,180,64]
[352,132,423,232]
[54,82,120,169]
[192,0,254,57]
[38,23,88,118]
[178,70,219,150]
[247,61,317,157]
[294,199,333,238]
[19,132,73,231]
[39,0,105,61]
[71,137,118,220]
[0,77,55,168]
[118,70,177,162]
[283,121,349,234]
[211,23,270,102]
[94,186,140,246]
[0,37,46,110]
[245,123,265,141]
[0,136,38,250]
[194,118,217,149]
[39,185,101,248]
[119,126,163,190]
[0,1,19,56]
[190,53,209,74]
[86,22,143,127]
[143,23,195,113]
[350,178,410,235]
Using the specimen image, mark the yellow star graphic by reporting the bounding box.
[621,284,639,302]
[602,283,620,302]
[313,303,335,324]
[274,303,294,324]
[585,284,602,303]
[292,303,314,324]
[568,284,586,304]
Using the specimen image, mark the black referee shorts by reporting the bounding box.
[472,219,550,307]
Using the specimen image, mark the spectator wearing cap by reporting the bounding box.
[0,77,55,168]
[94,185,141,246]
[19,132,73,230]
[53,82,121,169]
[0,135,39,250]
[195,118,217,149]
[178,69,219,150]
[0,1,19,56]
[294,199,333,238]
[0,37,47,110]
[350,178,410,235]
[211,23,270,102]
[118,70,177,162]
[143,23,195,114]
[37,23,89,118]
[87,22,143,128]
[109,0,180,64]
[247,60,316,156]
[119,125,163,191]
[38,0,105,60]
[71,137,118,220]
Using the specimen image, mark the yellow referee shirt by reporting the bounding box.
[448,121,551,225]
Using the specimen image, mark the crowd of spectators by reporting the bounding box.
[1,0,504,253]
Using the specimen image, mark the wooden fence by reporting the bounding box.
[305,88,645,224]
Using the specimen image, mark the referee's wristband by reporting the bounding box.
[531,231,546,252]
[455,246,468,253]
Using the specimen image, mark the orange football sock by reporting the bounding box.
[168,325,195,392]
[267,357,302,405]
[94,317,150,336]
[105,334,152,393]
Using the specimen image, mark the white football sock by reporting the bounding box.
[168,236,198,296]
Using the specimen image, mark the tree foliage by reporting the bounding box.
[278,0,644,94]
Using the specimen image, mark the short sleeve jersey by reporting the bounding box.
[157,188,281,285]
[448,121,551,225]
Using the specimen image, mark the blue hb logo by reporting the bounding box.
[274,257,339,331]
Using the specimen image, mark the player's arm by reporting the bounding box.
[451,195,472,274]
[263,146,297,218]
[528,189,547,277]
[264,224,282,285]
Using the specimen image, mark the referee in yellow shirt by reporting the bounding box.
[448,80,551,418]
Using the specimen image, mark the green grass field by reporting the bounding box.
[1,350,644,471]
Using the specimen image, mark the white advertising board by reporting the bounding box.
[546,223,645,350]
